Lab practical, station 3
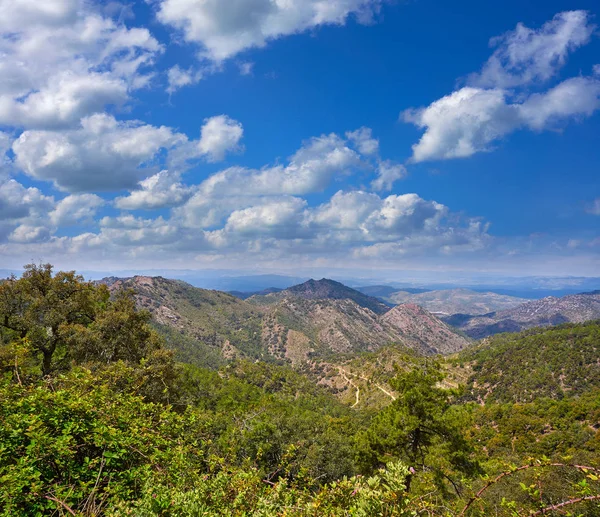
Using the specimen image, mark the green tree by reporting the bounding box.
[0,263,108,375]
[357,362,478,494]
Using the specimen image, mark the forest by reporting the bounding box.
[1,265,599,516]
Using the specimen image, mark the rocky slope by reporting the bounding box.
[103,276,470,370]
[445,291,600,339]
[381,303,471,355]
[101,276,266,367]
[381,288,527,316]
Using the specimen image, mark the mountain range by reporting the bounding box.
[445,291,600,339]
[373,288,527,316]
[101,277,470,368]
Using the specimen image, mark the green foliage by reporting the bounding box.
[458,321,600,403]
[1,265,600,516]
[0,263,109,375]
[357,362,480,494]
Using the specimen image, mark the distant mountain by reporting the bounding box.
[103,276,469,372]
[446,291,600,339]
[456,321,600,403]
[379,288,527,316]
[252,278,391,315]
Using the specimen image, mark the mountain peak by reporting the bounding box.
[282,278,391,315]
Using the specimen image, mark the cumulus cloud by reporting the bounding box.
[0,179,54,221]
[470,10,595,88]
[49,194,104,226]
[0,178,55,243]
[198,115,244,162]
[519,76,600,130]
[405,76,600,162]
[114,170,195,210]
[0,132,12,179]
[9,225,52,244]
[166,65,202,94]
[346,127,379,155]
[0,1,162,129]
[12,114,187,192]
[155,0,384,62]
[403,88,519,162]
[403,11,600,162]
[371,161,407,191]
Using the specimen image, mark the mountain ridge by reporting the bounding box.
[445,291,600,338]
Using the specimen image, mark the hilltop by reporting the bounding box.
[251,278,392,315]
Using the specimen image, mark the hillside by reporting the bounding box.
[102,276,266,367]
[455,321,600,403]
[103,276,471,378]
[382,288,527,316]
[381,304,471,355]
[446,291,600,338]
[252,278,391,315]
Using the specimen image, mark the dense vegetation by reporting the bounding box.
[457,322,600,403]
[1,265,599,516]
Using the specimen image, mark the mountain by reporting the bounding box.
[381,304,471,355]
[102,276,267,368]
[378,288,527,316]
[102,276,470,373]
[445,291,600,339]
[251,278,391,315]
[455,321,600,403]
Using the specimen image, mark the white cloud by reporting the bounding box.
[0,72,128,129]
[0,1,162,129]
[238,62,255,76]
[404,76,600,162]
[0,179,54,221]
[12,113,187,192]
[49,194,104,226]
[174,132,363,229]
[155,0,384,62]
[199,133,360,198]
[198,115,244,162]
[371,160,406,191]
[9,225,52,244]
[403,87,519,162]
[166,65,202,94]
[403,11,600,162]
[115,170,195,210]
[0,132,12,179]
[346,127,379,155]
[519,76,600,130]
[221,197,308,238]
[470,10,595,88]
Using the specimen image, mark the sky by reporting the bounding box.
[0,0,599,279]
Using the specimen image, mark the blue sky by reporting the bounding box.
[0,0,599,278]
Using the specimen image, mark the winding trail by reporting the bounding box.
[337,367,397,407]
[338,367,360,407]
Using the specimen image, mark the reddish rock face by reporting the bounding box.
[381,303,471,355]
